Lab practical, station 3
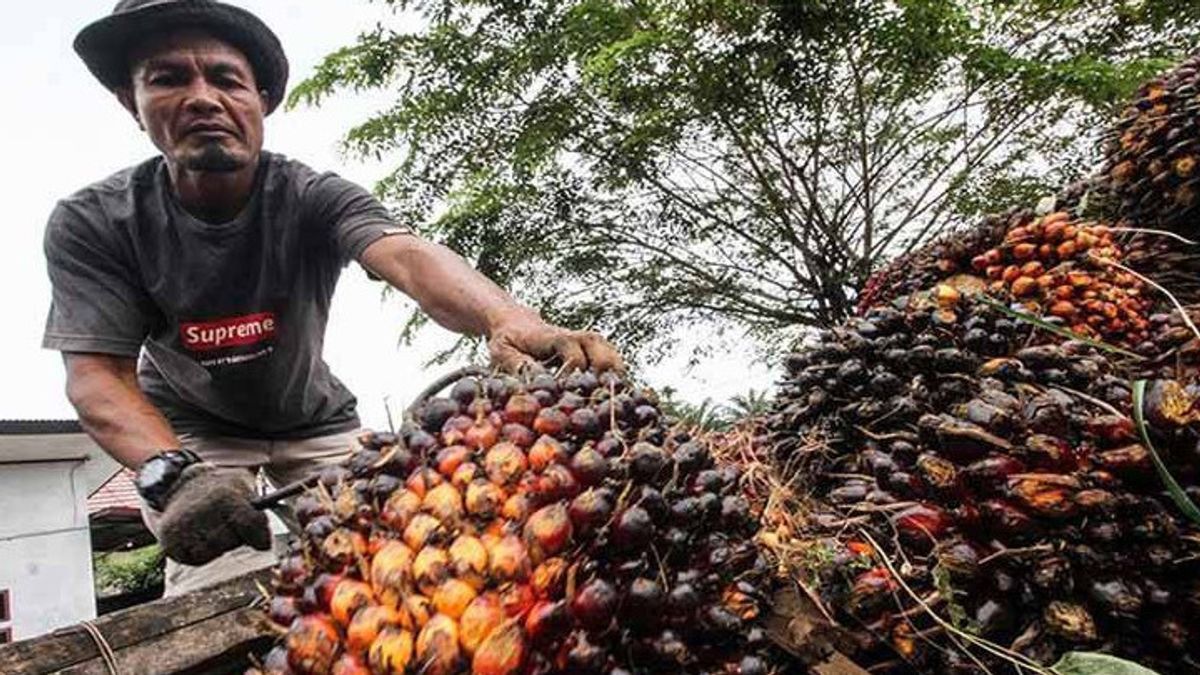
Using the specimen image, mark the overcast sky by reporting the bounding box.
[1,0,773,428]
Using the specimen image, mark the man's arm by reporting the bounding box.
[360,235,623,373]
[63,352,271,564]
[63,353,179,469]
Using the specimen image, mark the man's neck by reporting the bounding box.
[165,158,259,224]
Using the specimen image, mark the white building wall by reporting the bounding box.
[0,460,97,640]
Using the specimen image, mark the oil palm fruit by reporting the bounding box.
[1102,52,1200,228]
[766,290,1200,673]
[857,210,1021,313]
[263,370,780,674]
[967,211,1152,348]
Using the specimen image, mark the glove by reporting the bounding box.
[155,464,272,566]
[488,309,625,375]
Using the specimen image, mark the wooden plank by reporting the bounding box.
[0,570,273,674]
[59,606,274,675]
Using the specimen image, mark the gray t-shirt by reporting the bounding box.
[42,151,406,439]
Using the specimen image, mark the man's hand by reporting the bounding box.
[361,236,626,373]
[488,308,624,374]
[156,464,271,566]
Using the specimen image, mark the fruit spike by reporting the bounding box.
[1102,52,1200,227]
[767,276,1200,672]
[267,368,780,674]
[965,212,1152,348]
[856,209,1022,313]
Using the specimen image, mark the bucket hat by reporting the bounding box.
[74,0,289,114]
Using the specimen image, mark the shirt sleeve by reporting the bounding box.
[42,199,155,357]
[305,171,414,264]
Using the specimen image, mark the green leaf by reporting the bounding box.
[973,294,1143,360]
[1131,380,1200,525]
[1051,652,1161,675]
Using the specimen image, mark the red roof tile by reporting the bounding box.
[88,468,141,514]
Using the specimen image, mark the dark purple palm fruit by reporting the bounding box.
[265,368,783,674]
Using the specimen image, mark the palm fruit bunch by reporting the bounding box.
[254,369,782,675]
[856,210,1023,314]
[1102,52,1200,228]
[967,211,1153,349]
[765,290,1200,673]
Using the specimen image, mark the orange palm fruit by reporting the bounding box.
[459,593,506,655]
[405,467,441,499]
[450,462,481,490]
[370,541,414,609]
[433,578,478,619]
[499,583,536,617]
[524,503,573,561]
[531,557,569,599]
[527,435,569,471]
[435,445,472,478]
[330,579,375,626]
[286,614,340,675]
[422,483,465,524]
[403,513,442,551]
[415,614,462,675]
[502,493,530,522]
[449,534,489,590]
[484,442,528,486]
[1049,301,1077,318]
[1010,276,1037,298]
[331,652,371,675]
[367,626,413,674]
[464,419,500,451]
[413,546,451,596]
[472,620,527,675]
[1011,243,1037,260]
[380,489,421,531]
[465,479,506,519]
[488,534,532,583]
[404,595,434,629]
[347,605,404,654]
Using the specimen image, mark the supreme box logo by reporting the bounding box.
[180,312,277,352]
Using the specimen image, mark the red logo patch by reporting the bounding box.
[180,312,277,352]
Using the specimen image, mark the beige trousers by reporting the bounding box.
[140,428,359,596]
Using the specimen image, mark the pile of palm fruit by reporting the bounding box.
[254,369,783,675]
[763,52,1200,673]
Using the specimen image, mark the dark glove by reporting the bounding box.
[156,464,271,566]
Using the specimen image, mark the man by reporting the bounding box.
[44,0,622,595]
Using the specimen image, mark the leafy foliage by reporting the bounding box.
[93,544,165,597]
[294,0,1200,362]
[657,386,770,431]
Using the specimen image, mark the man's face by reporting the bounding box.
[124,30,266,173]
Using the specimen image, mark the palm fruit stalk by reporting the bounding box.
[1102,52,1200,229]
[255,369,783,675]
[765,289,1200,673]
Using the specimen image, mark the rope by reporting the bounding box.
[78,619,121,675]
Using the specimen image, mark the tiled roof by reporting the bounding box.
[88,468,142,515]
[0,419,83,435]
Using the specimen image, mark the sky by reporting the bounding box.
[0,0,774,429]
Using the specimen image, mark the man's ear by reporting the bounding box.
[115,87,143,129]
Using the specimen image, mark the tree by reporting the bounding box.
[293,0,1200,362]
